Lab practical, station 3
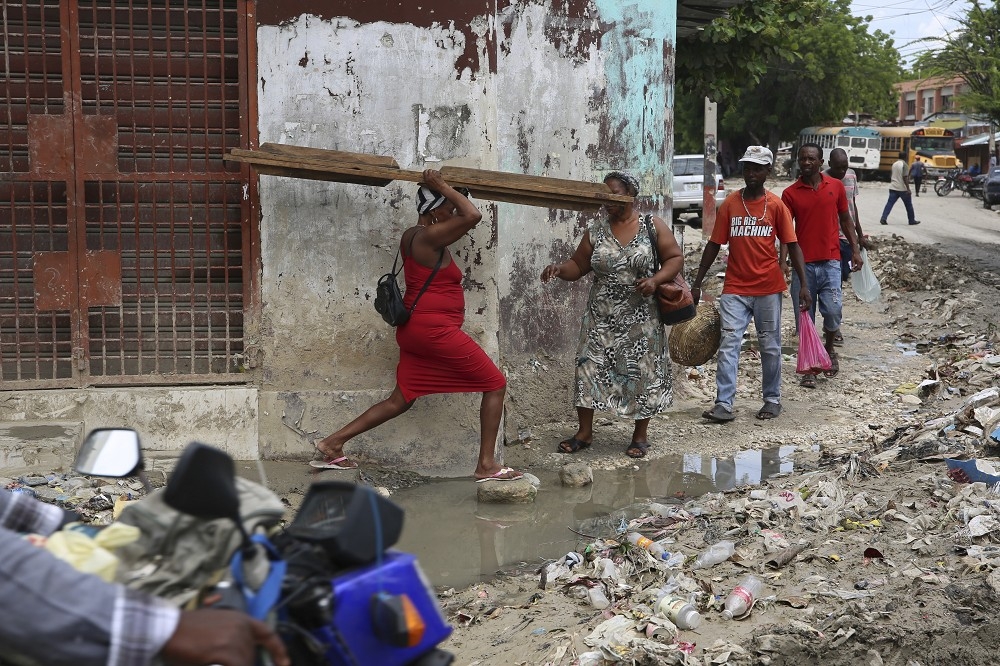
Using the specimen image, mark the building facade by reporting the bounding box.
[1,0,689,474]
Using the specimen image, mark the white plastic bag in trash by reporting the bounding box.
[850,248,881,302]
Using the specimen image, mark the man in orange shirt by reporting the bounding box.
[691,146,811,422]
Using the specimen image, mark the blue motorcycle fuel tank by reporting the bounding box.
[315,550,452,665]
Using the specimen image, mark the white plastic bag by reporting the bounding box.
[850,248,881,302]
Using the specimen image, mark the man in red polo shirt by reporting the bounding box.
[780,143,862,388]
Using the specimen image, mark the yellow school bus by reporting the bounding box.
[876,126,960,177]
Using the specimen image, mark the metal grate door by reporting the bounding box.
[0,0,255,387]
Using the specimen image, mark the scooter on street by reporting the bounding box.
[74,428,454,666]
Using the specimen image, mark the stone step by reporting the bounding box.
[0,421,83,475]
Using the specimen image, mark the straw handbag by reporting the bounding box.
[668,300,722,366]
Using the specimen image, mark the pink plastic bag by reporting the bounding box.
[796,310,832,374]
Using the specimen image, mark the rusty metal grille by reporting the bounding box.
[0,1,74,381]
[0,0,252,387]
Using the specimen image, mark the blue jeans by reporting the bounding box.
[716,293,783,410]
[881,189,915,223]
[791,260,842,335]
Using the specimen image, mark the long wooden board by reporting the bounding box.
[225,144,631,210]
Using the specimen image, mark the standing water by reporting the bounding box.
[243,445,798,589]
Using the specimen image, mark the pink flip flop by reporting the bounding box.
[474,467,523,483]
[308,455,358,470]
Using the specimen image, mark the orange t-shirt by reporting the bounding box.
[710,190,797,296]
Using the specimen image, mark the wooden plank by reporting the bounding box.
[258,143,399,169]
[441,166,612,196]
[467,189,602,212]
[225,147,633,208]
[247,146,398,186]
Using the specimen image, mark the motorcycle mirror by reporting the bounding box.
[75,428,144,479]
[164,442,243,527]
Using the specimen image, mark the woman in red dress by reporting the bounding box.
[311,170,522,482]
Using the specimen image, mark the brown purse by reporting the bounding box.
[645,216,696,325]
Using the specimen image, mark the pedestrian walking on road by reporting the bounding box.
[690,146,811,423]
[880,152,920,225]
[780,143,863,389]
[909,158,926,196]
[825,148,872,347]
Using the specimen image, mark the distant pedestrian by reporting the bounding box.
[690,146,810,423]
[780,143,863,389]
[908,158,926,196]
[879,152,919,226]
[991,153,997,170]
[825,148,872,347]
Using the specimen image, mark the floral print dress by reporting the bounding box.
[574,216,672,419]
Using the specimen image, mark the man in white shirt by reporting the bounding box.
[879,152,920,226]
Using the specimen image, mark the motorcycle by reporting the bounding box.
[967,173,987,200]
[935,168,986,198]
[74,428,454,666]
[934,168,962,196]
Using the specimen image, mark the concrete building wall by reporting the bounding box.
[252,0,677,474]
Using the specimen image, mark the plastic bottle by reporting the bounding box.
[587,586,610,609]
[691,540,735,569]
[627,532,670,560]
[656,595,702,630]
[648,502,674,518]
[722,575,763,619]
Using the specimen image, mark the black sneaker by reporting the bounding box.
[879,219,888,225]
[908,220,921,225]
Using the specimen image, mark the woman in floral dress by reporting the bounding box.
[541,171,683,458]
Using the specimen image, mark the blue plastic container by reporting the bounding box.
[314,550,452,666]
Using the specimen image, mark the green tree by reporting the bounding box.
[913,1,1000,126]
[674,0,901,152]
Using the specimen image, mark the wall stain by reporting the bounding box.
[298,52,309,67]
[257,0,497,78]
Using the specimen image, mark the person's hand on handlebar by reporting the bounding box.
[161,608,290,666]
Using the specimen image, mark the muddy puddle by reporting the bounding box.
[243,444,801,589]
[393,445,800,589]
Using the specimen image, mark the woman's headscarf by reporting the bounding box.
[604,171,640,196]
[416,185,471,214]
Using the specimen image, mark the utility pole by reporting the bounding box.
[702,98,718,238]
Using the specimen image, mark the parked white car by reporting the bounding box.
[671,154,726,228]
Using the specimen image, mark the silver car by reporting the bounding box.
[671,154,726,227]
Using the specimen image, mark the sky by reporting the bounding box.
[850,0,972,66]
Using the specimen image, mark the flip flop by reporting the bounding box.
[702,405,735,423]
[626,441,649,458]
[308,455,358,470]
[756,402,782,420]
[475,467,524,483]
[823,353,839,378]
[799,374,817,389]
[557,436,591,453]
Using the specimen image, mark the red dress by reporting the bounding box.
[395,252,506,402]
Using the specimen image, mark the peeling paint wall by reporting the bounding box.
[253,0,676,471]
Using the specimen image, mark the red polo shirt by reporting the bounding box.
[780,174,848,263]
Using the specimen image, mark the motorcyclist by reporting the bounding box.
[0,489,290,666]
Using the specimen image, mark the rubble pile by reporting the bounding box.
[2,472,150,524]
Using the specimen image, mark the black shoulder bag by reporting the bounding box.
[374,231,444,327]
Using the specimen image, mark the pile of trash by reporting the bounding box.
[529,432,1000,665]
[2,471,149,524]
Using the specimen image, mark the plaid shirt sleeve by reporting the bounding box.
[0,489,64,535]
[109,587,181,666]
